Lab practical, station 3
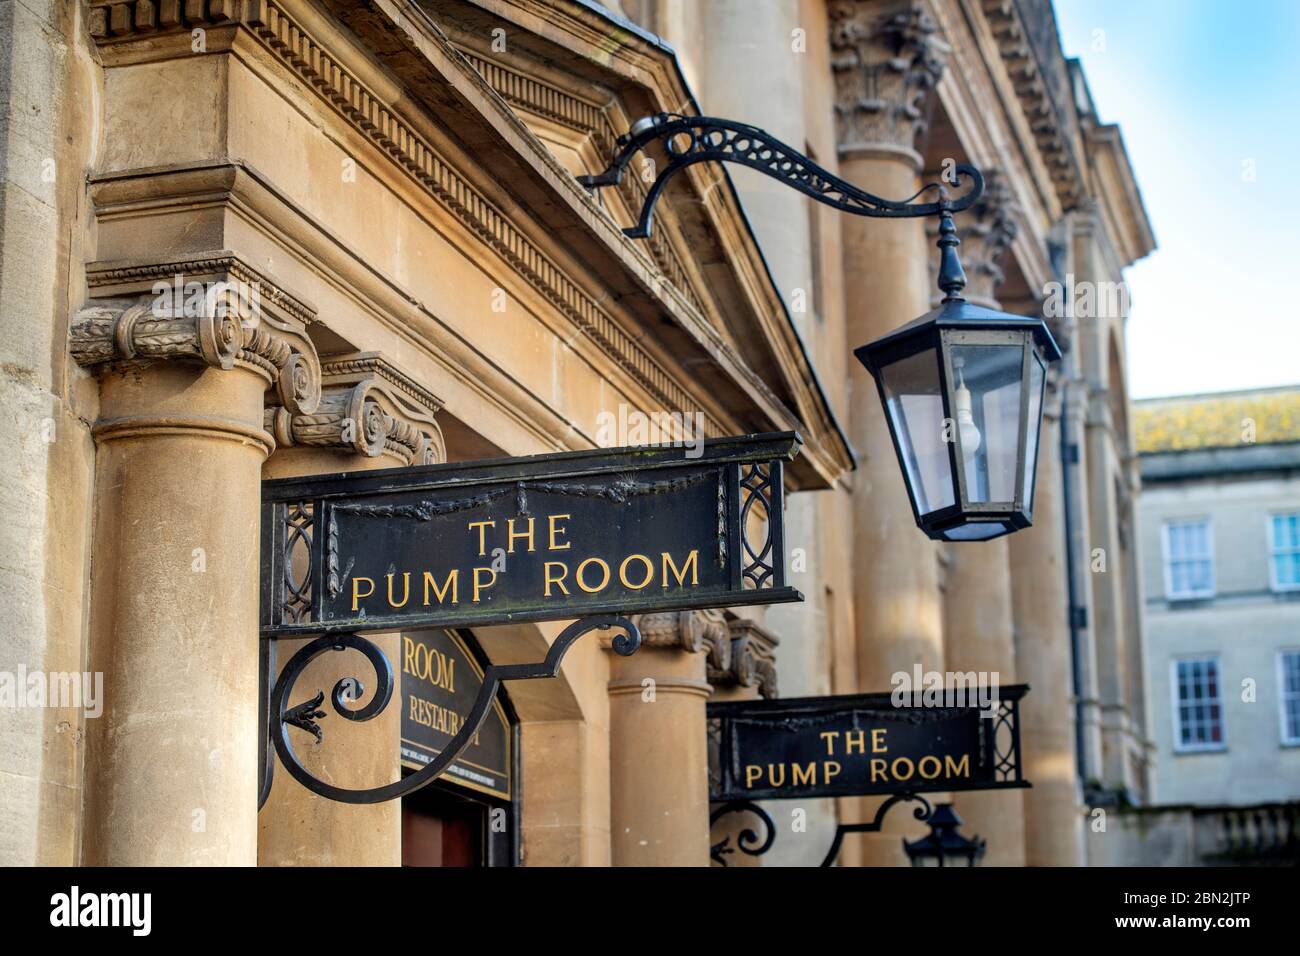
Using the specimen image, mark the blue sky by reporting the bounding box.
[1054,1,1300,398]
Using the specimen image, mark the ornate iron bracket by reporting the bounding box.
[709,800,777,866]
[707,792,933,867]
[257,615,640,807]
[576,113,984,240]
[821,792,933,867]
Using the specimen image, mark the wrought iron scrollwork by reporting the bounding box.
[258,615,641,807]
[820,792,934,867]
[577,113,984,239]
[739,462,775,589]
[710,800,777,866]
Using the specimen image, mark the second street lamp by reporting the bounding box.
[578,113,1061,541]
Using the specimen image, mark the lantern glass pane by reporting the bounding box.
[1022,351,1046,507]
[949,344,1024,504]
[880,349,954,515]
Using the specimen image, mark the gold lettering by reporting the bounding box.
[544,561,570,597]
[468,519,496,556]
[870,758,887,782]
[792,763,816,786]
[919,755,942,779]
[548,513,572,550]
[872,728,888,753]
[386,572,410,608]
[892,756,915,782]
[820,731,838,756]
[576,557,610,593]
[845,730,866,754]
[403,636,415,675]
[472,567,497,603]
[767,763,786,788]
[422,570,458,606]
[507,516,535,553]
[944,754,971,778]
[351,576,374,611]
[745,765,762,788]
[661,550,699,587]
[618,554,655,590]
[824,761,841,783]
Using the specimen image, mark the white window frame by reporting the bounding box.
[1161,519,1215,601]
[1268,512,1300,593]
[1170,655,1227,754]
[1278,650,1300,747]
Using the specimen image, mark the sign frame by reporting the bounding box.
[260,432,803,638]
[707,685,1030,803]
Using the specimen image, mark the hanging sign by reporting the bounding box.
[261,433,801,636]
[707,686,1029,802]
[400,629,512,801]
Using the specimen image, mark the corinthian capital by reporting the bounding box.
[265,352,444,465]
[830,1,949,156]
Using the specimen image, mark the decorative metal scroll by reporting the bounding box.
[819,793,934,868]
[258,616,638,807]
[577,113,984,239]
[709,800,777,867]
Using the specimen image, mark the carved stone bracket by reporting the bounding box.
[830,1,950,156]
[708,618,779,699]
[265,352,445,466]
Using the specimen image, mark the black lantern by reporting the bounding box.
[902,804,986,867]
[854,211,1060,542]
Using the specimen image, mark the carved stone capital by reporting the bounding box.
[830,1,949,156]
[266,352,445,465]
[631,610,730,665]
[927,167,1019,308]
[76,252,323,415]
[708,618,779,699]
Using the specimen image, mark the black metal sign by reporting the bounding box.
[400,630,512,801]
[261,433,802,637]
[708,686,1028,802]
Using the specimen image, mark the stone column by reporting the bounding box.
[1008,370,1084,865]
[70,283,320,865]
[934,169,1025,866]
[831,0,949,865]
[257,355,444,866]
[707,617,779,868]
[608,610,721,866]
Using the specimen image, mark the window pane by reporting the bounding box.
[880,350,954,516]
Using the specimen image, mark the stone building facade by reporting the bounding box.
[0,0,1151,866]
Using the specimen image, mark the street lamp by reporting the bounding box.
[578,113,1060,541]
[901,803,986,867]
[853,211,1059,541]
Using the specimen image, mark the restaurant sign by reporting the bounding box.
[400,629,512,801]
[707,686,1029,802]
[261,433,802,636]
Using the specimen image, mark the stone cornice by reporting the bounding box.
[708,618,779,699]
[830,1,950,156]
[628,610,730,667]
[979,0,1085,210]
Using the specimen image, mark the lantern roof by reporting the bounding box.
[854,298,1062,375]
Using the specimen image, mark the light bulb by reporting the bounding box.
[954,368,981,463]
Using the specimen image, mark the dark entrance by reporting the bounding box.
[400,629,518,866]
